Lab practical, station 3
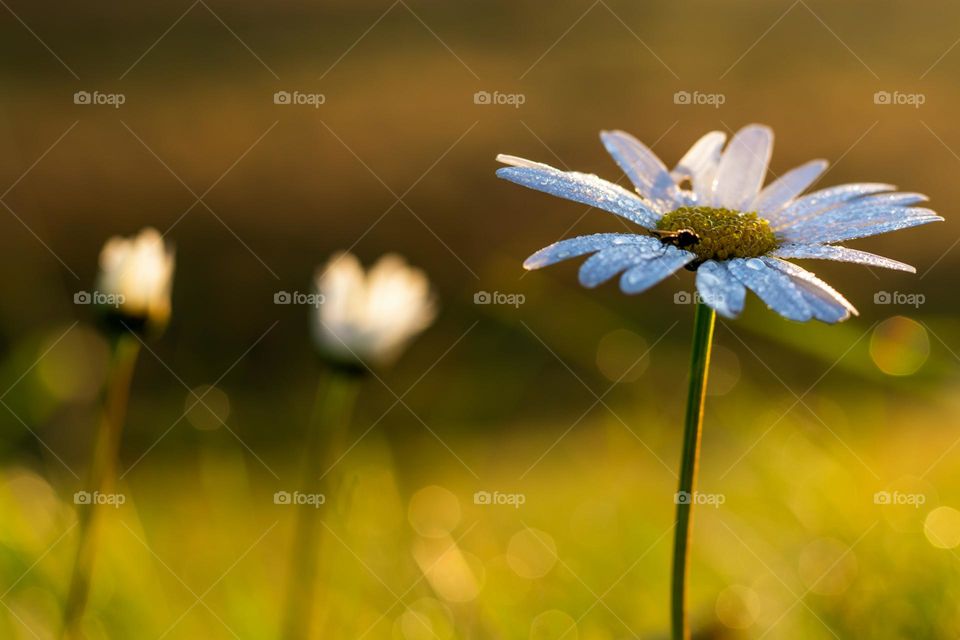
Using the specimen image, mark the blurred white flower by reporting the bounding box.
[96,227,175,333]
[313,252,436,368]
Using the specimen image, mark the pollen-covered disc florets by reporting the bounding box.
[656,206,778,262]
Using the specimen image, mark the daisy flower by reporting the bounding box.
[285,252,436,635]
[312,251,437,369]
[64,228,171,634]
[497,124,942,323]
[96,227,175,335]
[497,123,943,640]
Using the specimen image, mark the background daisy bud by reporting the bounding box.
[95,227,175,336]
[312,251,437,370]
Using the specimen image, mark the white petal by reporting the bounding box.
[726,257,811,321]
[787,203,935,231]
[856,192,928,207]
[497,164,660,229]
[578,242,666,288]
[762,257,856,323]
[618,246,695,294]
[773,183,895,230]
[752,159,828,217]
[779,205,942,244]
[770,243,916,272]
[314,252,436,365]
[97,227,175,324]
[599,130,677,211]
[695,260,746,318]
[672,131,726,203]
[496,154,553,169]
[523,233,659,270]
[712,124,773,210]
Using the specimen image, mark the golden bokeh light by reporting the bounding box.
[413,535,481,602]
[706,345,741,396]
[715,584,761,629]
[408,485,461,538]
[530,609,577,640]
[869,316,930,376]
[393,598,454,640]
[925,506,960,549]
[184,384,232,431]
[507,528,558,579]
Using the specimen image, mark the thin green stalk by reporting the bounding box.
[281,370,360,640]
[671,302,715,640]
[61,333,140,639]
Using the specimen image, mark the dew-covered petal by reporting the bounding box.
[578,242,667,288]
[695,260,746,318]
[752,159,828,216]
[726,257,811,321]
[523,233,657,270]
[770,243,916,272]
[773,183,895,230]
[497,154,554,170]
[712,124,774,210]
[496,163,661,229]
[856,192,929,208]
[778,205,943,244]
[618,246,695,295]
[787,203,935,232]
[672,131,726,203]
[598,130,678,212]
[762,257,857,323]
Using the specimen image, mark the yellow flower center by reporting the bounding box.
[655,206,778,262]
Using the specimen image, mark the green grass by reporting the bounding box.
[2,377,958,639]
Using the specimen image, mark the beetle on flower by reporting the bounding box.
[497,124,942,323]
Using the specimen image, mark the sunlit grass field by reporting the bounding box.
[2,303,957,638]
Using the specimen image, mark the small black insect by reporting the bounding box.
[650,228,700,249]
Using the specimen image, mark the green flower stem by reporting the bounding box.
[671,302,715,640]
[62,333,141,639]
[282,370,361,640]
